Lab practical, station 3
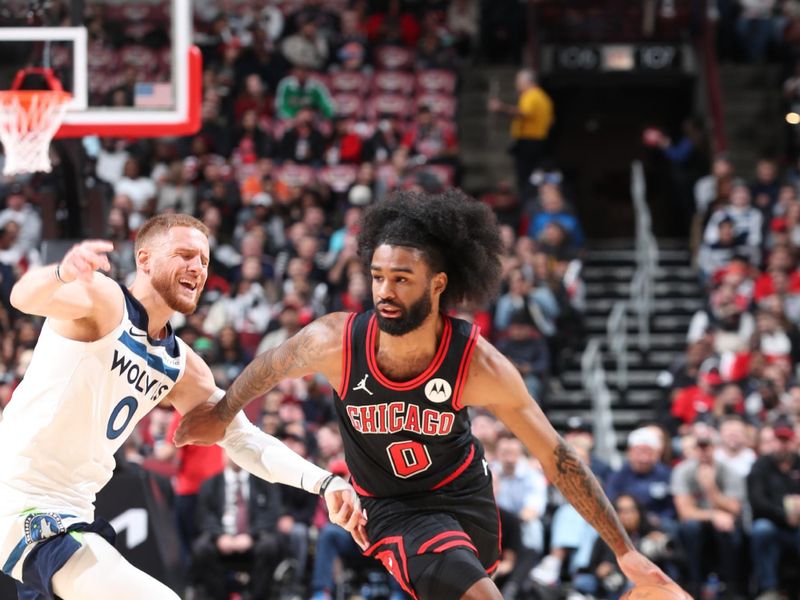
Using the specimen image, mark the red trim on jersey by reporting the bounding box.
[451,323,480,411]
[486,559,500,574]
[364,536,418,599]
[337,313,357,400]
[366,313,452,391]
[349,474,374,497]
[418,530,471,554]
[495,502,502,564]
[431,443,475,490]
[433,539,478,555]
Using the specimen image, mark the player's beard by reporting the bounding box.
[376,285,433,336]
[151,269,199,315]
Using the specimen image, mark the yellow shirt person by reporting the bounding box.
[488,69,554,190]
[511,86,553,141]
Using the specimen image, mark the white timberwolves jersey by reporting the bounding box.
[0,284,187,521]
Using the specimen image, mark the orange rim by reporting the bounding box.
[0,90,72,109]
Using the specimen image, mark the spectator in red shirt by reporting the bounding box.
[163,411,226,567]
[365,0,420,47]
[325,117,363,165]
[400,105,458,165]
[233,73,273,123]
[753,245,800,302]
[671,370,723,429]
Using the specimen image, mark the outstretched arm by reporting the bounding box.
[174,312,345,446]
[10,240,121,339]
[169,344,367,547]
[464,338,681,592]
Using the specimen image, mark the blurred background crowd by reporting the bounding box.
[5,1,800,600]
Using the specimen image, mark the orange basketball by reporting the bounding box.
[619,584,692,600]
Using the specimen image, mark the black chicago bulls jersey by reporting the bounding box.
[334,310,486,498]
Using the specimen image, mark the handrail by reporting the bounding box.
[630,161,659,351]
[607,301,628,390]
[580,338,622,469]
[580,162,657,469]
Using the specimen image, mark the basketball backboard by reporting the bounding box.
[0,0,200,138]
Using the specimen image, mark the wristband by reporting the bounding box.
[318,473,337,498]
[54,263,67,284]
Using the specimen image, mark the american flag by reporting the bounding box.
[134,82,173,108]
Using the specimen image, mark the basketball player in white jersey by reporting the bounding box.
[0,214,366,600]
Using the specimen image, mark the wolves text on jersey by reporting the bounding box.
[346,402,455,436]
[111,349,171,403]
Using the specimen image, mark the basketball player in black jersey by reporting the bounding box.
[176,190,686,599]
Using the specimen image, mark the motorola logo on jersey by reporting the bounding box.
[424,378,452,403]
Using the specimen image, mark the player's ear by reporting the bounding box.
[136,248,151,273]
[432,272,447,296]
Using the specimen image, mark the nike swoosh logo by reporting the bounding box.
[128,327,147,338]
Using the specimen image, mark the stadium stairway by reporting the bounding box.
[719,63,784,174]
[458,65,517,192]
[545,238,703,441]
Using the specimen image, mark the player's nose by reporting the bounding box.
[375,280,395,300]
[186,255,204,273]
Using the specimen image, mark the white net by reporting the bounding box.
[0,91,71,176]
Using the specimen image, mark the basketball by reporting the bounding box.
[620,584,690,600]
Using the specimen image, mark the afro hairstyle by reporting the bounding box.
[357,189,503,310]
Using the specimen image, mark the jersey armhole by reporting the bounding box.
[337,313,357,401]
[451,323,480,411]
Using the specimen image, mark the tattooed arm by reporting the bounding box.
[463,337,679,590]
[174,312,347,446]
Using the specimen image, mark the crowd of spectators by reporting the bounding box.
[638,140,800,599]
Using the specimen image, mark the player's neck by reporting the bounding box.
[128,280,174,339]
[376,311,443,358]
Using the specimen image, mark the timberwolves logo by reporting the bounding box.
[424,378,452,403]
[24,513,66,544]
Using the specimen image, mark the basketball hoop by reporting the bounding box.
[0,68,71,176]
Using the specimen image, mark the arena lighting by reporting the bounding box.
[786,112,800,125]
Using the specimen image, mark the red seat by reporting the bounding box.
[332,93,366,119]
[51,46,72,70]
[318,165,358,193]
[416,93,456,119]
[329,71,370,94]
[373,70,415,95]
[120,3,158,21]
[87,44,116,70]
[275,164,317,188]
[120,46,159,68]
[367,94,412,120]
[375,45,414,70]
[416,69,457,94]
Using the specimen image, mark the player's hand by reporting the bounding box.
[618,550,688,597]
[174,402,229,447]
[323,482,369,549]
[58,240,114,283]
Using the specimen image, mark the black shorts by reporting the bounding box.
[361,477,500,600]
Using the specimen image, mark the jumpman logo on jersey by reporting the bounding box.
[353,374,373,395]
